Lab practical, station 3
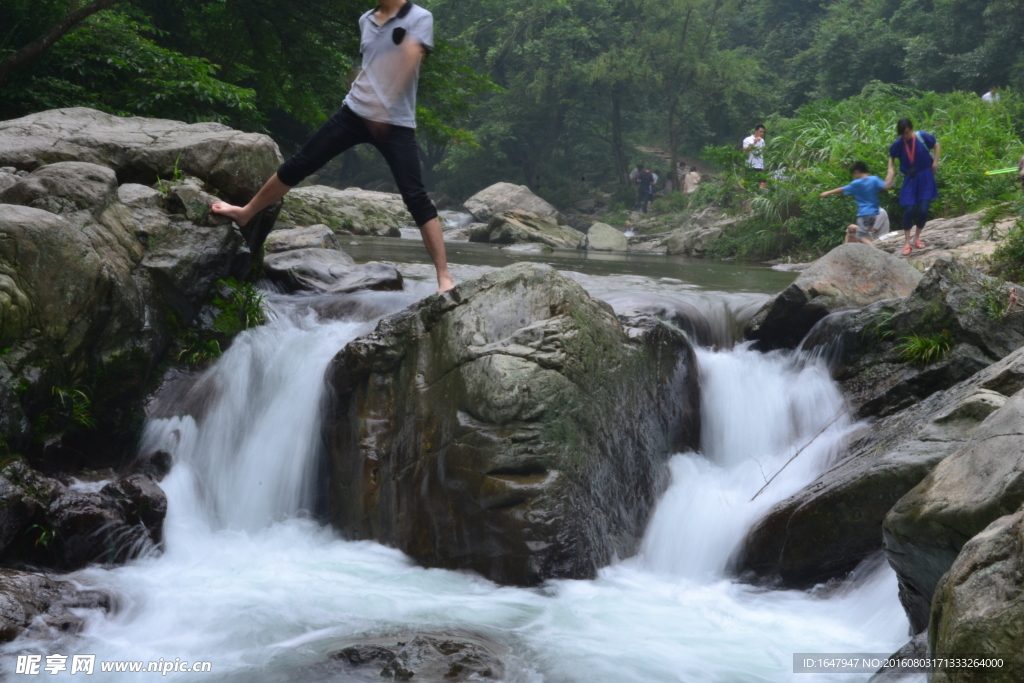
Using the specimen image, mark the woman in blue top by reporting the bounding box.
[885,117,941,256]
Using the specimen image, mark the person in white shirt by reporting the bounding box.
[982,86,1000,103]
[684,167,701,194]
[742,125,766,170]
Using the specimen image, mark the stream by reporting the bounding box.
[3,239,913,682]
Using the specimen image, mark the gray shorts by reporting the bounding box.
[855,214,878,238]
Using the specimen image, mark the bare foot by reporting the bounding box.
[437,272,455,293]
[211,201,253,227]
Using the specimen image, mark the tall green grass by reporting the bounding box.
[701,83,1024,260]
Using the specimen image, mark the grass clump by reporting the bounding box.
[897,330,953,366]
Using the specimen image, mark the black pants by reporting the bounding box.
[277,105,438,226]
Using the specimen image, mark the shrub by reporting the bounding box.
[897,330,953,366]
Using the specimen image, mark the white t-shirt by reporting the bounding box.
[982,91,1000,102]
[743,135,764,169]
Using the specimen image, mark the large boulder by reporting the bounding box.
[884,388,1024,633]
[0,161,118,219]
[580,222,628,251]
[746,243,922,350]
[263,248,402,294]
[928,508,1024,681]
[0,107,281,205]
[802,256,1024,417]
[280,185,408,237]
[665,226,724,257]
[463,182,563,224]
[325,263,700,585]
[736,346,1024,590]
[469,210,583,250]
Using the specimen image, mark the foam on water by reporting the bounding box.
[1,277,912,682]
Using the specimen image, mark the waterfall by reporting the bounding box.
[2,284,913,683]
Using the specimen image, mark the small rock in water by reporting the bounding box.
[328,634,504,682]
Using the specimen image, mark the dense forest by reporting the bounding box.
[2,0,1024,253]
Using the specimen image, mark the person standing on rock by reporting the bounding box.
[885,118,941,256]
[684,166,701,195]
[633,167,654,213]
[819,161,893,246]
[211,0,454,292]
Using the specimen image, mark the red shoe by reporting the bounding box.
[914,241,926,249]
[902,245,912,255]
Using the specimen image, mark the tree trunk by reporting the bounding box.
[0,0,121,86]
[611,87,628,185]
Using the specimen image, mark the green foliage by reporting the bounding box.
[862,310,896,343]
[26,524,57,550]
[0,11,259,124]
[706,86,1024,260]
[212,278,266,336]
[177,336,222,366]
[34,385,97,441]
[897,330,954,367]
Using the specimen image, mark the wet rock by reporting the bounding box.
[329,634,504,682]
[264,224,342,253]
[802,257,1024,418]
[869,632,929,682]
[0,107,282,205]
[0,569,113,643]
[580,222,628,251]
[884,388,1024,633]
[280,185,407,237]
[0,162,118,219]
[737,345,1024,591]
[746,243,922,350]
[0,168,17,194]
[470,210,583,250]
[929,508,1024,681]
[167,183,231,225]
[326,263,700,585]
[463,182,563,224]
[263,248,403,294]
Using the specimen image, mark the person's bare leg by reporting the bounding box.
[211,173,292,227]
[419,218,454,292]
[859,237,875,247]
[914,226,925,246]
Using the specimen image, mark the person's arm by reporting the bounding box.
[931,140,941,173]
[819,187,845,198]
[885,156,896,187]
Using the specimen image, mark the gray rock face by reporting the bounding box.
[263,248,403,294]
[280,185,408,237]
[265,224,342,253]
[736,346,1024,590]
[0,162,118,219]
[470,210,583,249]
[463,182,563,223]
[117,183,163,209]
[0,569,112,643]
[746,243,923,350]
[326,263,700,585]
[929,508,1024,682]
[802,257,1024,418]
[884,388,1024,633]
[580,222,628,251]
[0,107,282,204]
[869,632,930,682]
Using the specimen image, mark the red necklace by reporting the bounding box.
[904,135,917,165]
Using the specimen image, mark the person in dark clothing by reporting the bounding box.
[634,167,654,213]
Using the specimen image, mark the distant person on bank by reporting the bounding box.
[684,167,701,195]
[819,161,893,246]
[743,125,766,171]
[211,0,454,292]
[633,167,655,213]
[886,118,940,256]
[982,86,1001,103]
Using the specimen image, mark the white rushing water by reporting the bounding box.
[3,277,912,682]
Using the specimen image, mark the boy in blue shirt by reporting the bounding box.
[820,161,893,246]
[885,117,941,256]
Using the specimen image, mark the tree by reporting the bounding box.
[0,0,121,86]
